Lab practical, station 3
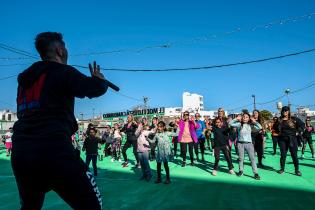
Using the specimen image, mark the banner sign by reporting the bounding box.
[103,107,165,119]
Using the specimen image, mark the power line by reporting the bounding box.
[68,12,315,57]
[0,43,38,59]
[114,92,143,102]
[73,48,315,72]
[0,63,31,67]
[0,74,18,81]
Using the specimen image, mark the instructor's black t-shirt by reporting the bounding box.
[12,61,108,152]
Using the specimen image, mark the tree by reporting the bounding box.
[260,110,273,122]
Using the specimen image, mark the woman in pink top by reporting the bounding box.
[178,111,200,167]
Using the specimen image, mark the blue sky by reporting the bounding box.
[0,0,314,118]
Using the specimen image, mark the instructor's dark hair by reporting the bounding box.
[35,32,64,59]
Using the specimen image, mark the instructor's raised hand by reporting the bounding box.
[89,61,105,80]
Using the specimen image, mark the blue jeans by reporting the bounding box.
[138,152,152,177]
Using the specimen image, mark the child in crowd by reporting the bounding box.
[148,121,178,184]
[83,127,101,176]
[111,123,122,162]
[211,118,235,176]
[135,123,156,181]
[229,113,262,180]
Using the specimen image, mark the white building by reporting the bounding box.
[182,92,204,112]
[0,110,17,131]
[297,107,315,117]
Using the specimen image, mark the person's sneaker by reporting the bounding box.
[122,162,129,168]
[229,170,236,175]
[181,162,186,167]
[295,171,302,176]
[277,169,284,174]
[154,178,162,184]
[212,150,214,156]
[118,158,122,162]
[212,170,217,176]
[164,179,171,184]
[301,154,305,159]
[145,175,152,182]
[190,162,195,166]
[135,163,141,169]
[111,158,115,162]
[237,171,243,177]
[254,174,261,180]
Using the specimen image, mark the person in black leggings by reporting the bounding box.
[121,115,139,168]
[277,106,305,176]
[302,117,315,158]
[271,117,280,155]
[251,110,264,168]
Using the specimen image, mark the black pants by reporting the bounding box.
[104,143,111,157]
[272,136,279,154]
[157,162,170,179]
[252,133,263,165]
[122,140,139,163]
[173,137,179,156]
[302,137,314,155]
[214,145,234,170]
[86,154,98,176]
[149,142,156,160]
[181,142,194,163]
[279,137,299,171]
[11,149,102,210]
[196,137,206,155]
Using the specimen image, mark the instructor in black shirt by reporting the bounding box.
[11,32,107,210]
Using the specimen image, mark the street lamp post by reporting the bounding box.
[252,95,256,110]
[285,88,291,108]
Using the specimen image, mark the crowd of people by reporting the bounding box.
[76,106,313,184]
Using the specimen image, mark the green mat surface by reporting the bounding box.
[1,136,315,210]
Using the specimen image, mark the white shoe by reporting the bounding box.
[212,150,214,156]
[118,158,122,162]
[301,154,305,159]
[229,170,236,175]
[212,170,217,176]
[111,158,115,162]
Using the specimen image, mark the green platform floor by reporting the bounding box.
[1,137,315,210]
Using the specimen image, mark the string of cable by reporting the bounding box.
[67,12,315,57]
[72,48,315,72]
[0,12,314,60]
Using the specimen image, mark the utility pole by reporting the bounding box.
[92,108,95,120]
[252,95,256,110]
[285,89,291,108]
[143,97,149,117]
